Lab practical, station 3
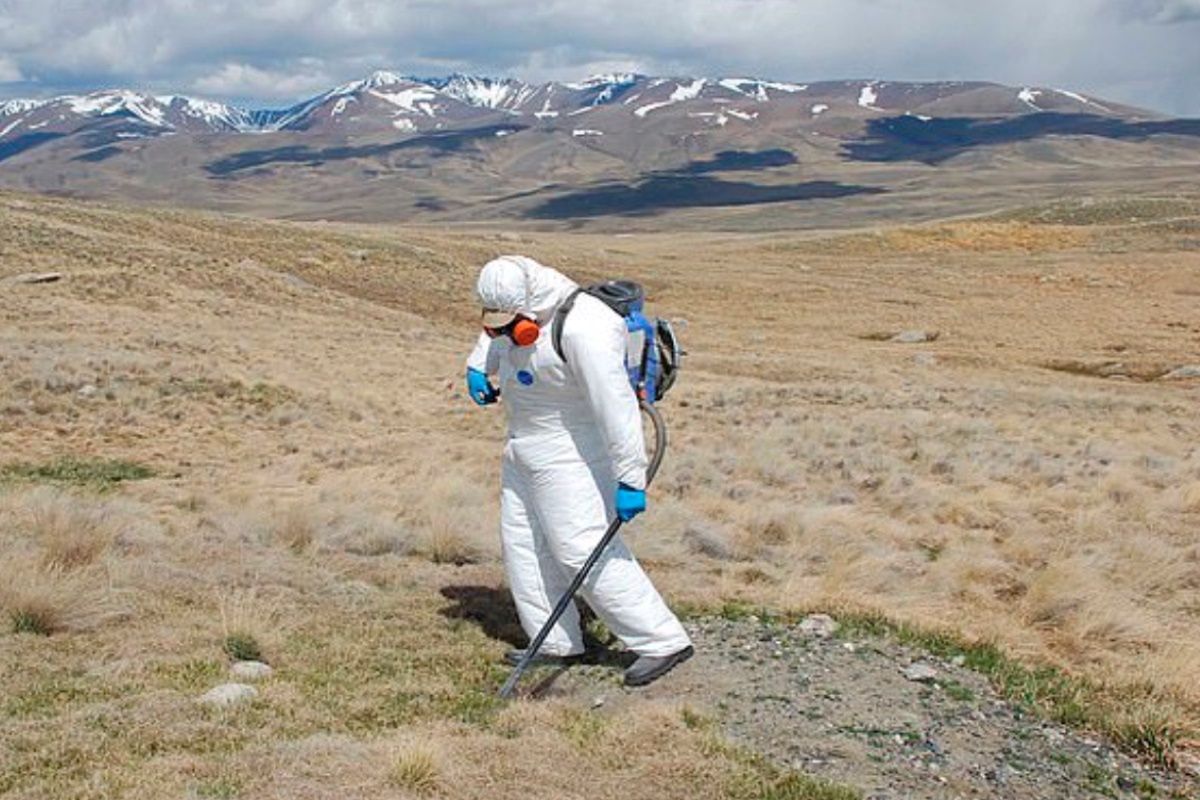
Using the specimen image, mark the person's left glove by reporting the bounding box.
[615,483,646,522]
[466,368,499,406]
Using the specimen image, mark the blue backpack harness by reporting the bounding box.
[551,280,681,405]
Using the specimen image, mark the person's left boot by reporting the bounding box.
[503,648,584,667]
[623,645,694,687]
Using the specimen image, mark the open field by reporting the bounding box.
[1,190,1198,798]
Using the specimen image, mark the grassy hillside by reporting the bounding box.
[1,190,1198,796]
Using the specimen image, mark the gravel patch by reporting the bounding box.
[541,616,1195,800]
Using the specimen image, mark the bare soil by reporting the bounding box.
[543,616,1197,799]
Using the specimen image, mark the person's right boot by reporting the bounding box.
[623,645,694,687]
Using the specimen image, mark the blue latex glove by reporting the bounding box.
[466,368,498,406]
[615,483,646,522]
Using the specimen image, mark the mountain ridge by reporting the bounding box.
[0,71,1160,141]
[0,71,1195,227]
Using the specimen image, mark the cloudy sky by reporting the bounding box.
[1,0,1198,115]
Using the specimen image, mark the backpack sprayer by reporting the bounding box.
[498,281,681,699]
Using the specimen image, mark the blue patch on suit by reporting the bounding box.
[516,370,535,386]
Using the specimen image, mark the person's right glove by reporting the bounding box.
[615,483,646,522]
[466,368,499,406]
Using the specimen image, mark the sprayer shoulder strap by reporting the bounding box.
[551,289,584,364]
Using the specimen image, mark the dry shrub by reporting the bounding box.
[1178,481,1200,513]
[275,505,317,553]
[426,514,479,565]
[0,559,118,635]
[28,492,117,570]
[218,587,278,661]
[411,475,489,565]
[388,740,441,794]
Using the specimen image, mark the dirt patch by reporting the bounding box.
[537,617,1196,800]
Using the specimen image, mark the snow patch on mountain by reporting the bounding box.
[690,111,729,127]
[564,73,640,90]
[1,98,47,117]
[726,108,758,122]
[719,78,806,101]
[1055,88,1111,112]
[635,78,708,117]
[1018,88,1042,110]
[0,116,26,137]
[534,95,559,119]
[858,84,879,109]
[572,129,603,136]
[371,87,439,117]
[438,75,535,110]
[67,91,168,127]
[811,103,829,116]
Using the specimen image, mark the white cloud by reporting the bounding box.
[0,0,1196,114]
[193,62,333,100]
[0,57,22,83]
[1152,0,1200,21]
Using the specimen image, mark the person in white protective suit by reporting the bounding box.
[464,255,694,687]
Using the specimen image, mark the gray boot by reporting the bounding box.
[623,645,694,687]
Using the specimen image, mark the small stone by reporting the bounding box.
[1162,365,1200,380]
[11,272,63,285]
[842,642,857,653]
[913,353,937,367]
[280,272,313,290]
[951,655,966,667]
[230,661,273,681]
[77,384,98,398]
[903,662,939,682]
[828,488,857,506]
[681,522,734,561]
[891,330,937,344]
[798,614,839,639]
[199,683,258,708]
[591,695,606,709]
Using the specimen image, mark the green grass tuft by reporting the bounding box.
[10,609,53,636]
[222,633,263,663]
[0,457,153,490]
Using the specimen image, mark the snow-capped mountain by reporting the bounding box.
[0,90,255,142]
[1,72,1145,147]
[3,70,1188,227]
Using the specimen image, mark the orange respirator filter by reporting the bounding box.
[510,318,540,347]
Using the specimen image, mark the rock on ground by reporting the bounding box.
[10,272,63,285]
[230,660,274,681]
[1162,365,1200,380]
[902,662,939,682]
[199,682,258,708]
[798,614,839,638]
[891,330,938,344]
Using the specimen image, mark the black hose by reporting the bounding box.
[498,400,667,699]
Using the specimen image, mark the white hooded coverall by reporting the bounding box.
[467,256,692,658]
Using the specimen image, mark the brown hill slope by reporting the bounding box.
[1,191,1198,797]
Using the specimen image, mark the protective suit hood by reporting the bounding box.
[476,255,577,325]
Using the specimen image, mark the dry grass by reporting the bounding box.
[0,189,1198,795]
[0,560,114,635]
[387,740,442,794]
